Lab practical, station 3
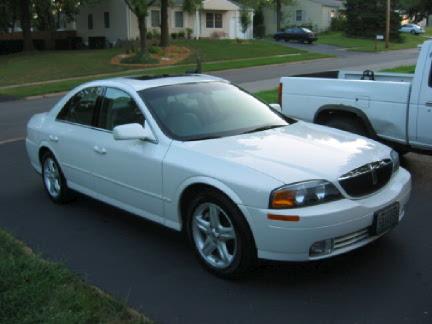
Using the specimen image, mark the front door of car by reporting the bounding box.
[89,87,167,222]
[53,86,104,191]
[416,58,432,148]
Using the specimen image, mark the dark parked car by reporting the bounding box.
[273,27,317,44]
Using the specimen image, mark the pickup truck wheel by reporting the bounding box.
[323,116,367,137]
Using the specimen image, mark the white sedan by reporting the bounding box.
[26,75,411,277]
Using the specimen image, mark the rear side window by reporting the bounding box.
[97,88,144,131]
[57,87,103,126]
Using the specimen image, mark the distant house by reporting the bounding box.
[74,0,254,44]
[263,0,344,34]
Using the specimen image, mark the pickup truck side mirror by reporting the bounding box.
[113,121,156,142]
[269,103,282,113]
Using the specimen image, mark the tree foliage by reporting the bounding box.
[344,0,401,41]
[399,0,432,22]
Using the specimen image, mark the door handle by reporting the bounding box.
[426,101,432,107]
[93,146,107,155]
[48,135,58,142]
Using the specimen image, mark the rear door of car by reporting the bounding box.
[52,86,104,191]
[88,87,167,223]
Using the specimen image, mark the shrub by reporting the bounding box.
[186,28,193,39]
[254,24,266,38]
[171,32,177,39]
[149,45,163,55]
[330,16,347,32]
[178,31,185,39]
[121,52,159,64]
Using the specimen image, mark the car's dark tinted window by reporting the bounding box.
[97,88,144,131]
[57,87,103,126]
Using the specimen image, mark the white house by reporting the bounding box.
[75,0,254,44]
[263,0,344,34]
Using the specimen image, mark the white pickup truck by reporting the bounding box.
[279,40,432,154]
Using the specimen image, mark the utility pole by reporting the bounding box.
[385,0,391,48]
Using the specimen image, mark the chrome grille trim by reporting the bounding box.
[333,228,369,250]
[338,159,393,197]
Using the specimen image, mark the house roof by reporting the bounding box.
[310,0,344,8]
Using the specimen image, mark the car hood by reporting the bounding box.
[180,121,392,184]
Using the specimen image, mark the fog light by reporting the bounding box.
[309,239,334,257]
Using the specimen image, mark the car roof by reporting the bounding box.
[83,74,227,92]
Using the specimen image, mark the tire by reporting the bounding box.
[410,30,416,34]
[185,189,257,278]
[323,116,368,137]
[41,151,74,204]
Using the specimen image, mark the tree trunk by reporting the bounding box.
[160,0,169,47]
[276,0,281,32]
[20,0,33,51]
[137,15,148,54]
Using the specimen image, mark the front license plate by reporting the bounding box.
[372,202,400,235]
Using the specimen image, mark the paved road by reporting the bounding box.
[1,140,431,323]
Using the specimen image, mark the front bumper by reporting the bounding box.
[239,168,411,261]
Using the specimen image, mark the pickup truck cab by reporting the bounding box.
[279,40,432,154]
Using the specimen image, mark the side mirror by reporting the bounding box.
[269,103,282,113]
[113,122,156,142]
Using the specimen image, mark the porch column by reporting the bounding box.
[195,9,200,39]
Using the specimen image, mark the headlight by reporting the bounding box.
[269,180,342,209]
[390,150,400,173]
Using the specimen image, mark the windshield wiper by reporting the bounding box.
[242,125,285,134]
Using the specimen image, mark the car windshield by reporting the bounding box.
[139,81,291,141]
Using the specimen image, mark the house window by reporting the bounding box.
[104,12,110,28]
[88,14,93,30]
[206,12,223,28]
[175,11,184,28]
[151,10,160,27]
[296,10,303,22]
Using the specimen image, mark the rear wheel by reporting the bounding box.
[185,190,256,278]
[323,116,368,137]
[41,152,74,204]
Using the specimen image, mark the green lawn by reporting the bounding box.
[0,228,150,323]
[254,88,278,104]
[317,29,431,52]
[0,39,328,88]
[383,65,416,73]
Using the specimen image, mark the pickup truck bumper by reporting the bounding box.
[239,167,411,262]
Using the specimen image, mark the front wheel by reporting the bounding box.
[186,190,256,278]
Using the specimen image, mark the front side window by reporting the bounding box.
[140,82,291,140]
[57,87,103,126]
[175,11,184,28]
[97,88,144,131]
[151,10,160,27]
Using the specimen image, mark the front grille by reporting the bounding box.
[333,228,369,251]
[339,159,393,197]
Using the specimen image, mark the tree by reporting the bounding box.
[399,0,432,23]
[124,0,156,54]
[0,0,20,32]
[160,0,168,47]
[240,10,251,37]
[20,0,33,51]
[344,0,401,41]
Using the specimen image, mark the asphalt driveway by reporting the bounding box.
[0,139,431,323]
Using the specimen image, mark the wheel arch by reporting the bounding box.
[174,177,245,232]
[314,104,377,138]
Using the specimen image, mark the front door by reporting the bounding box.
[90,87,168,223]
